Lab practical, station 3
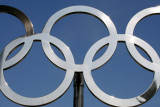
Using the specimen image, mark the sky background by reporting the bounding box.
[0,0,160,107]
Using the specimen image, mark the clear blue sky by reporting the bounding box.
[0,0,160,107]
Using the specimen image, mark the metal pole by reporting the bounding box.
[74,72,84,107]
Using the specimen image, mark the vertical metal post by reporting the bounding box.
[74,72,84,107]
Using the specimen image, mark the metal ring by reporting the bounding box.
[83,34,160,107]
[0,5,34,36]
[41,5,117,70]
[0,34,75,106]
[42,6,117,35]
[0,5,34,69]
[125,6,160,70]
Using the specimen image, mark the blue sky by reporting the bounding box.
[0,0,160,107]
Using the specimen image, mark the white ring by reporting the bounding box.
[83,34,160,107]
[0,34,75,106]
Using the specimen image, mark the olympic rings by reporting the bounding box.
[0,5,160,107]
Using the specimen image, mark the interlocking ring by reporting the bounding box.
[0,5,160,107]
[0,5,34,69]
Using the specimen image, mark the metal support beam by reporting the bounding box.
[73,72,84,107]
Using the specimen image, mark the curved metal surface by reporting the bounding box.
[0,34,75,106]
[42,6,117,71]
[125,6,160,70]
[0,5,160,107]
[0,5,34,69]
[83,34,160,106]
[0,5,34,36]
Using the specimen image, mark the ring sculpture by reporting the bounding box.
[0,5,160,107]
